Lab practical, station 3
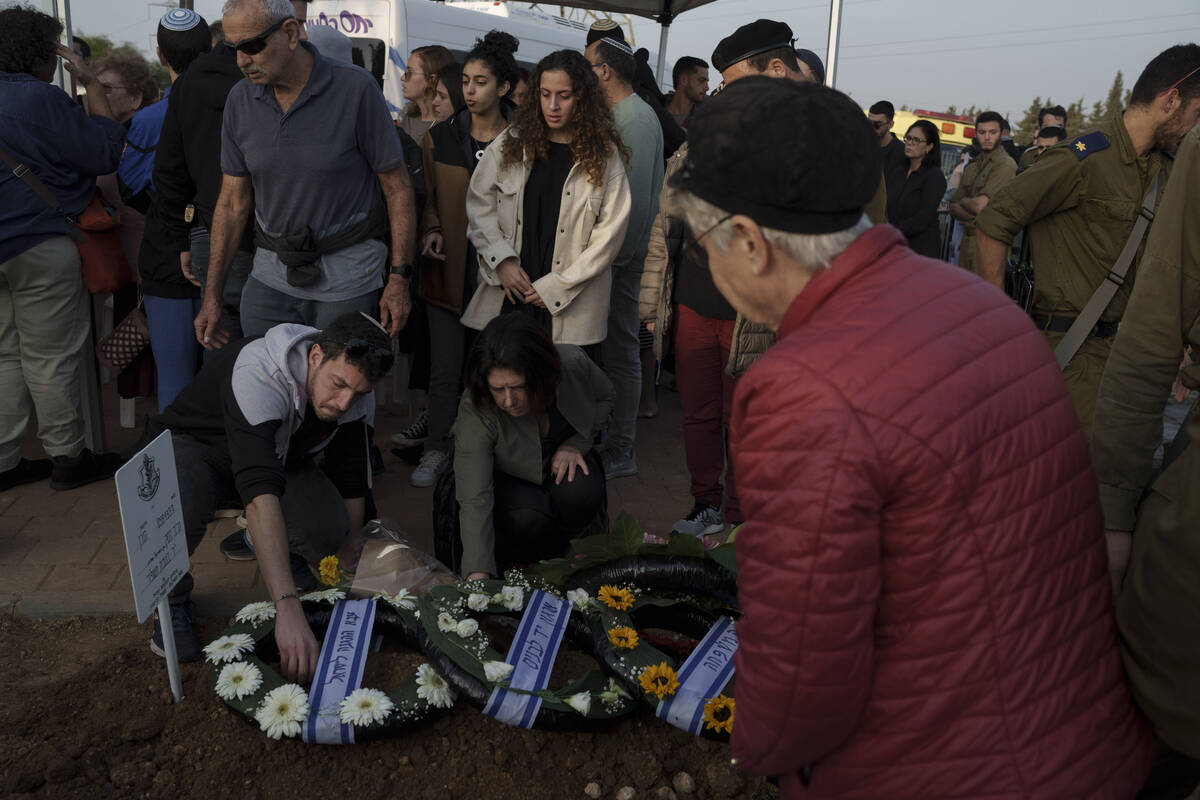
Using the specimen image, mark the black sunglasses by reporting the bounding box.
[232,18,288,56]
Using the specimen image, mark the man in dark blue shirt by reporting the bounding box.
[0,7,126,492]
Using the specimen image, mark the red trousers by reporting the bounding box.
[674,304,741,522]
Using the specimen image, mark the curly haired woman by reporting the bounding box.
[463,49,631,356]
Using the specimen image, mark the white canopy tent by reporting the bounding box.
[535,0,845,89]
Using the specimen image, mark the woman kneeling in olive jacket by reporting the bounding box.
[454,314,612,579]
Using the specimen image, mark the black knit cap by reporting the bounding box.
[711,19,794,73]
[671,76,881,234]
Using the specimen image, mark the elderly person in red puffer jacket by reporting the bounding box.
[669,76,1153,800]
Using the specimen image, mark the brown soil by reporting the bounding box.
[0,614,774,800]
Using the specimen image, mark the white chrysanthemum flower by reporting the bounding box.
[215,660,263,700]
[415,664,455,708]
[379,588,417,610]
[466,593,490,612]
[338,688,395,727]
[254,683,310,739]
[455,618,479,638]
[499,585,524,611]
[234,601,276,626]
[566,589,590,610]
[483,660,514,683]
[300,588,345,604]
[566,692,592,715]
[203,633,255,664]
[436,611,458,633]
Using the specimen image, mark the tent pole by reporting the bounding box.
[824,0,843,88]
[655,20,671,86]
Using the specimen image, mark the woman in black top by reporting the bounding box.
[885,119,947,259]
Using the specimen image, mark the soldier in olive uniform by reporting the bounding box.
[975,44,1200,438]
[948,111,1017,272]
[1089,122,1200,800]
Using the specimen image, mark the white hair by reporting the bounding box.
[676,191,871,272]
[222,0,295,25]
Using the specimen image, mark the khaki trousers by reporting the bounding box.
[0,236,88,471]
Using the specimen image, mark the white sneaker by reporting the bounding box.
[391,408,429,446]
[409,448,447,488]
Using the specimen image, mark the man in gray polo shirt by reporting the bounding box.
[194,0,416,348]
[584,27,665,480]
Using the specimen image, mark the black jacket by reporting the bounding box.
[885,161,947,259]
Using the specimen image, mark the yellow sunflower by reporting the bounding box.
[702,694,735,733]
[598,584,635,611]
[638,662,680,700]
[607,627,639,650]
[318,555,340,587]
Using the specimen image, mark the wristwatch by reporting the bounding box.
[389,263,415,279]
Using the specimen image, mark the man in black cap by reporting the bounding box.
[642,18,880,540]
[668,76,1148,797]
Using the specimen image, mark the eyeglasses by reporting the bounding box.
[870,120,887,129]
[402,69,428,80]
[231,17,287,56]
[345,338,394,361]
[1168,64,1200,92]
[589,61,607,72]
[903,136,928,145]
[99,83,126,94]
[684,213,733,265]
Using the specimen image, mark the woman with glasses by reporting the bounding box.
[463,49,631,357]
[404,31,518,488]
[447,313,612,580]
[399,45,456,142]
[885,119,947,259]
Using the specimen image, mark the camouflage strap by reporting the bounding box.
[1053,175,1160,370]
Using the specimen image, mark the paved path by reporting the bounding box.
[0,379,694,620]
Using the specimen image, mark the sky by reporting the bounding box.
[31,0,1200,122]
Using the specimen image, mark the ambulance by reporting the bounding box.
[889,108,977,176]
[304,0,665,116]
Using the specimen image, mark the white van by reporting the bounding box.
[305,1,663,116]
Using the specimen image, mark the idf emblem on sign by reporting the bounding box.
[137,453,161,501]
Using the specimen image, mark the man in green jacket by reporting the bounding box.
[1090,122,1200,799]
[975,44,1200,437]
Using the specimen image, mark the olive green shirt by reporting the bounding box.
[1017,147,1040,171]
[975,114,1168,322]
[453,345,614,576]
[1091,125,1200,531]
[949,146,1017,233]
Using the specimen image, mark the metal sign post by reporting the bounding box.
[115,431,189,703]
[825,0,844,89]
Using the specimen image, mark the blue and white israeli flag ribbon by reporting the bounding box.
[656,616,737,735]
[483,590,571,728]
[303,598,377,744]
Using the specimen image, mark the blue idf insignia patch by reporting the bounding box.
[1070,130,1110,160]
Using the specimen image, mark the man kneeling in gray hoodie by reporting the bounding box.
[145,311,392,676]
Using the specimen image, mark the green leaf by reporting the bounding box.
[665,533,707,558]
[708,544,739,575]
[610,510,645,553]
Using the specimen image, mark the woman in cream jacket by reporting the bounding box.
[464,49,631,348]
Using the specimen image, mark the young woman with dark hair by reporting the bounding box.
[451,313,613,580]
[429,62,464,122]
[401,30,519,487]
[463,49,631,353]
[885,119,947,259]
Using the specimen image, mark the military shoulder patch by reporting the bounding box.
[1069,130,1110,160]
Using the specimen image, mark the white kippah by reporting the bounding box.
[161,8,202,32]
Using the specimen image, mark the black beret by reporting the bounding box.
[671,77,881,234]
[711,19,794,73]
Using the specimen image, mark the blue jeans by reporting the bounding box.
[143,294,202,412]
[239,276,378,337]
[600,259,643,456]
